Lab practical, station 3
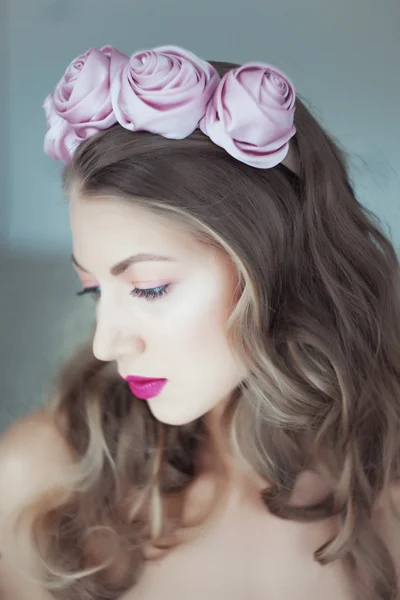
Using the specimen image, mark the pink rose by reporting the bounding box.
[110,45,221,138]
[43,45,128,162]
[199,62,296,169]
[43,96,82,162]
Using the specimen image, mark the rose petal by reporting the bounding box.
[44,115,81,163]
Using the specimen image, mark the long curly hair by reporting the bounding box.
[11,60,400,600]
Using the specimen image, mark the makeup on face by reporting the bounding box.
[72,252,184,303]
[122,375,168,400]
[69,197,246,426]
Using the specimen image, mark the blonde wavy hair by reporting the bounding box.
[11,61,400,600]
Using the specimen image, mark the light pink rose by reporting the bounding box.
[43,45,128,162]
[110,45,221,138]
[43,96,82,163]
[199,62,296,169]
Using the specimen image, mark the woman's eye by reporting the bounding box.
[131,284,170,301]
[76,286,101,299]
[76,284,170,301]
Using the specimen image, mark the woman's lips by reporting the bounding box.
[124,376,168,400]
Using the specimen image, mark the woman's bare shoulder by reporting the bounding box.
[0,409,74,518]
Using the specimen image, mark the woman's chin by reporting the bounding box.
[147,399,209,426]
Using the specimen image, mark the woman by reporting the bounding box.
[1,44,400,600]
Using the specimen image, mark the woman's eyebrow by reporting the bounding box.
[71,253,176,276]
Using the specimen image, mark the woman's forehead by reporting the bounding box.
[69,193,217,267]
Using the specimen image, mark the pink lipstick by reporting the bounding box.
[124,376,168,400]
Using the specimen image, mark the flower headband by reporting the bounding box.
[43,44,299,172]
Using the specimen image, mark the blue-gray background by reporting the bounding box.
[0,0,399,432]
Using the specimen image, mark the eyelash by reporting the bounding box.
[76,284,171,301]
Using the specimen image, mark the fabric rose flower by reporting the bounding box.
[43,96,82,162]
[43,45,128,162]
[199,62,296,169]
[110,45,221,139]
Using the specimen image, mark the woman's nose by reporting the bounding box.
[92,299,144,362]
[92,316,119,362]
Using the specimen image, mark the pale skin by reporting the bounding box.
[1,194,400,599]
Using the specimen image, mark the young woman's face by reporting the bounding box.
[69,194,248,425]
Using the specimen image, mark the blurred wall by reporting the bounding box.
[1,0,399,432]
[0,0,10,249]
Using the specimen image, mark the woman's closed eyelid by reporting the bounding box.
[76,282,172,302]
